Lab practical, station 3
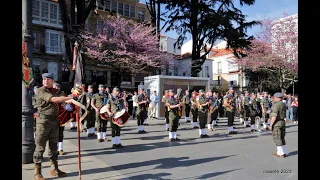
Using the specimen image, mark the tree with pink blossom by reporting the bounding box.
[83,15,172,87]
[233,13,298,93]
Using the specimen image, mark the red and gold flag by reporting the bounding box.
[22,41,34,88]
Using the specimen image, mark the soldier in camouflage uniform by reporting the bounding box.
[162,90,170,131]
[136,88,147,133]
[91,84,109,142]
[106,87,126,149]
[223,87,237,134]
[261,92,271,130]
[248,93,258,132]
[241,91,251,128]
[33,73,77,180]
[197,89,209,138]
[166,89,181,141]
[190,91,199,129]
[86,85,96,137]
[182,90,191,123]
[270,92,287,158]
[207,91,219,131]
[32,86,39,138]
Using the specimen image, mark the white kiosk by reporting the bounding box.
[143,75,210,119]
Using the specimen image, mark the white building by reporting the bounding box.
[209,41,249,90]
[159,34,181,55]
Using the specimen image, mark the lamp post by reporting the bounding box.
[22,0,35,164]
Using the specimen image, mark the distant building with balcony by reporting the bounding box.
[31,0,67,86]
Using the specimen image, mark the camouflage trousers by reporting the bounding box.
[169,112,179,132]
[96,113,108,132]
[33,114,59,163]
[272,126,286,146]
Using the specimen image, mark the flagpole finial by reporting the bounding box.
[74,41,79,47]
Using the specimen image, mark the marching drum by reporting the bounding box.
[113,109,130,127]
[99,105,110,120]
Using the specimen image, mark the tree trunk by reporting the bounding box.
[156,0,161,41]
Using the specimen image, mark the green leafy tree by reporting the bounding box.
[163,0,258,76]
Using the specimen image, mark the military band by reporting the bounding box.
[31,71,291,180]
[91,84,109,142]
[106,87,126,149]
[182,90,191,123]
[166,89,181,141]
[136,88,148,133]
[190,91,199,128]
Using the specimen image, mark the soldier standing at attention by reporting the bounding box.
[33,73,78,180]
[197,89,209,138]
[162,90,170,131]
[166,89,181,141]
[106,87,126,149]
[182,90,191,123]
[223,87,237,134]
[91,84,109,142]
[261,92,271,130]
[86,85,96,137]
[136,88,148,133]
[190,90,199,129]
[270,92,287,158]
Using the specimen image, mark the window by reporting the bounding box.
[32,0,40,21]
[118,3,124,15]
[124,4,129,17]
[138,10,145,21]
[45,30,64,54]
[111,1,117,13]
[160,43,163,50]
[105,0,111,12]
[205,66,209,77]
[32,0,62,28]
[130,6,135,18]
[174,67,178,76]
[97,0,104,10]
[33,32,41,51]
[217,62,222,73]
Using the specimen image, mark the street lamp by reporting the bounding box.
[22,0,35,164]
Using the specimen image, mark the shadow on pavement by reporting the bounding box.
[127,172,171,180]
[122,134,168,141]
[286,150,298,157]
[60,135,257,161]
[66,155,235,178]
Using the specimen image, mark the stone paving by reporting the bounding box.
[23,117,298,180]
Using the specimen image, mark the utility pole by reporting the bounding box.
[22,0,35,164]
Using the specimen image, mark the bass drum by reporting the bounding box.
[99,105,110,120]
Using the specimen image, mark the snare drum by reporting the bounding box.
[113,109,130,127]
[99,105,110,120]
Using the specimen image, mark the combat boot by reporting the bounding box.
[34,163,45,180]
[49,160,67,177]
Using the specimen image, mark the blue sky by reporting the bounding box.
[140,0,297,42]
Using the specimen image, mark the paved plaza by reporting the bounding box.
[22,118,298,180]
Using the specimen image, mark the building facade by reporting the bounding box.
[31,0,67,86]
[84,0,152,89]
[209,42,249,91]
[159,34,181,55]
